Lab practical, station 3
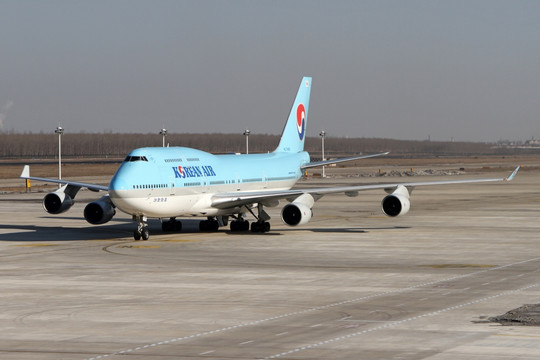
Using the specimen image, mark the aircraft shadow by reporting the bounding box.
[306,226,411,233]
[0,219,411,242]
[221,225,410,235]
[41,216,133,223]
[0,223,133,242]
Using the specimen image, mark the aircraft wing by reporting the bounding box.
[20,165,109,192]
[301,152,390,169]
[211,189,306,209]
[211,166,520,209]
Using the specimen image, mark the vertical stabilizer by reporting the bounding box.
[274,77,312,153]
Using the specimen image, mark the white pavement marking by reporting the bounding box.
[263,282,540,359]
[85,256,540,360]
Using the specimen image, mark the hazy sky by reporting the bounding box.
[1,0,539,141]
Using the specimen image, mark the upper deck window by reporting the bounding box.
[124,156,148,162]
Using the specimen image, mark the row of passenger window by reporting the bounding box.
[163,158,200,163]
[131,176,285,190]
[133,184,167,189]
[126,156,205,163]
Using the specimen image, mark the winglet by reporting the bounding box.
[505,166,520,181]
[20,165,30,179]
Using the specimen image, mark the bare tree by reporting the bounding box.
[0,131,522,159]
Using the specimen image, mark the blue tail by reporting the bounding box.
[274,77,312,153]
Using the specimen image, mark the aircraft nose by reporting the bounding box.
[109,168,129,191]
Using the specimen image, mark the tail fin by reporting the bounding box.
[274,77,312,153]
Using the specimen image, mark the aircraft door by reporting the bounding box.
[235,173,241,191]
[201,172,208,193]
[169,175,176,195]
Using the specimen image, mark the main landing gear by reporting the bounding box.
[162,217,182,232]
[132,206,272,239]
[229,217,270,232]
[163,216,223,233]
[239,204,271,233]
[199,217,219,232]
[230,217,250,232]
[251,221,270,233]
[133,215,149,240]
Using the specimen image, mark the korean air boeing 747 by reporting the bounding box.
[20,77,520,240]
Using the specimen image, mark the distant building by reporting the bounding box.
[494,138,540,149]
[525,138,540,146]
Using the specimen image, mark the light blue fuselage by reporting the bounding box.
[109,147,310,218]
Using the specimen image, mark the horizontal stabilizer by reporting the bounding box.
[301,152,389,169]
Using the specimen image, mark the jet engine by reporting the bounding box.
[84,196,116,225]
[381,185,411,217]
[281,193,314,226]
[43,188,75,214]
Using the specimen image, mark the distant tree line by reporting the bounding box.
[0,131,526,159]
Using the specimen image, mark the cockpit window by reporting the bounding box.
[124,156,148,162]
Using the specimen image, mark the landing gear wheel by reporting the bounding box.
[162,218,182,232]
[250,222,260,232]
[199,220,207,232]
[199,219,219,232]
[174,221,182,231]
[133,215,149,240]
[162,222,170,232]
[251,221,271,233]
[141,228,150,240]
[230,219,250,232]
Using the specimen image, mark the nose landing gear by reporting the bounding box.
[133,215,149,240]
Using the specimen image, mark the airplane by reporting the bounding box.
[20,77,520,240]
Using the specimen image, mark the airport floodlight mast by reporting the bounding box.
[55,126,64,186]
[243,129,250,154]
[319,130,326,178]
[160,128,167,147]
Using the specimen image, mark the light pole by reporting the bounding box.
[160,128,167,147]
[319,130,326,178]
[55,126,64,184]
[243,129,250,154]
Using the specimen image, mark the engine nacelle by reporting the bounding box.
[281,194,315,226]
[381,193,410,217]
[43,190,74,214]
[84,196,116,225]
[281,202,313,226]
